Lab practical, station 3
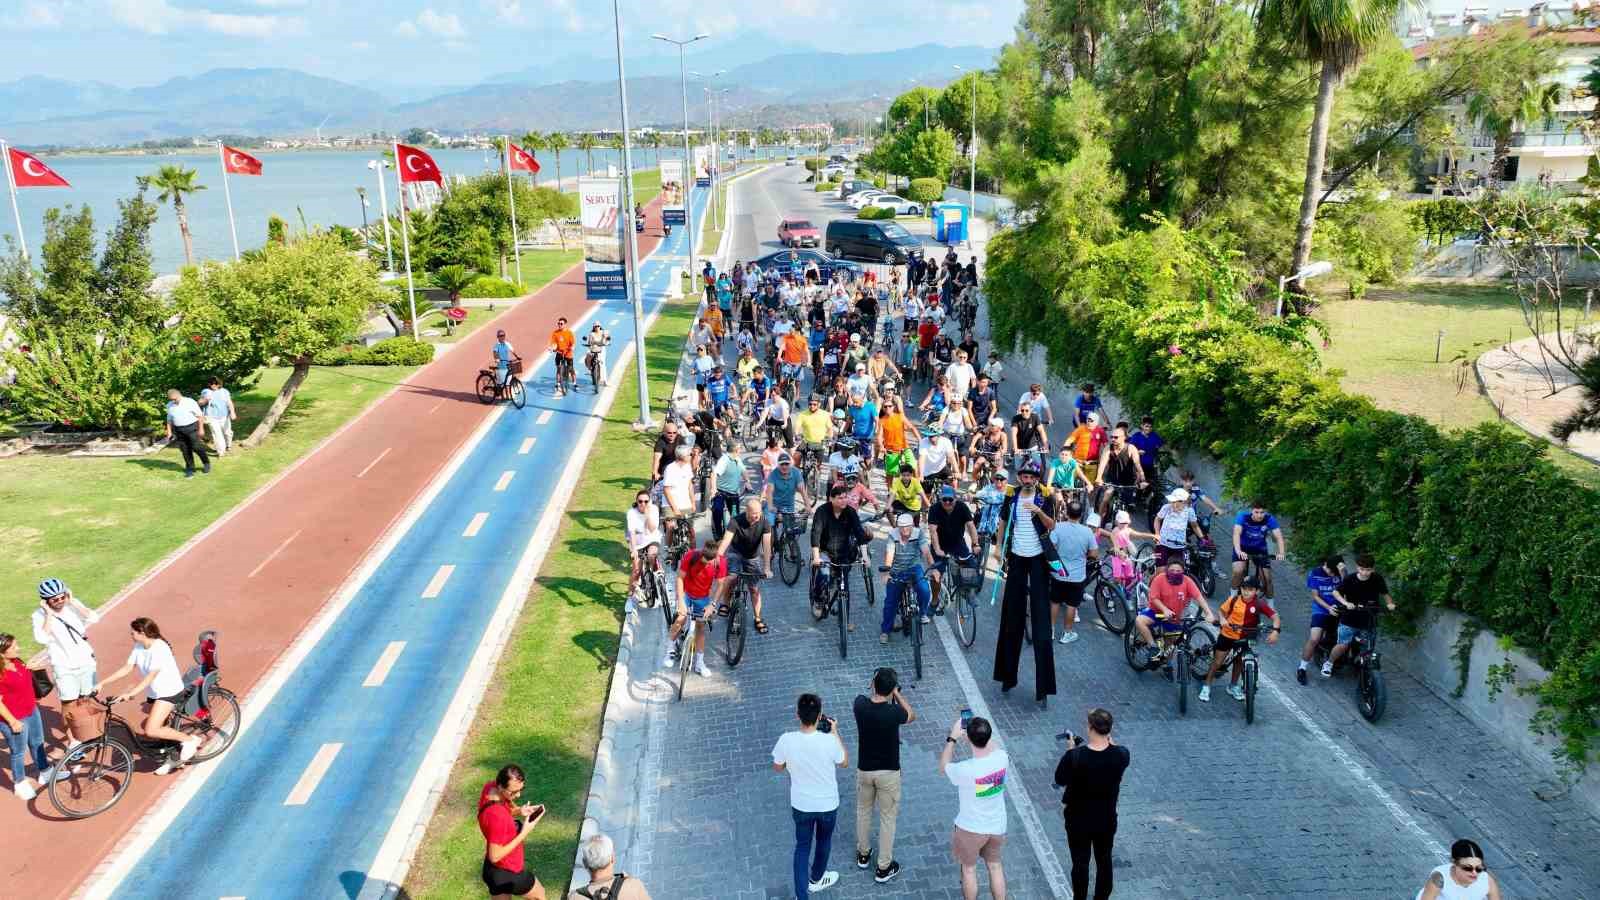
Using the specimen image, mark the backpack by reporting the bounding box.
[575,874,627,899]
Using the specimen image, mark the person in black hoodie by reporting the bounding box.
[1053,708,1130,900]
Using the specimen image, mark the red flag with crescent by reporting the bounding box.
[395,143,443,184]
[7,147,70,187]
[508,142,540,174]
[222,145,263,175]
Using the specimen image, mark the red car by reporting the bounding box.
[778,218,819,248]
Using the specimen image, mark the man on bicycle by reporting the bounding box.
[1095,424,1147,525]
[1322,553,1395,677]
[491,329,517,388]
[968,417,1009,484]
[879,513,934,643]
[794,394,832,454]
[778,327,809,386]
[549,317,577,397]
[1231,501,1286,600]
[811,482,871,617]
[763,452,811,536]
[928,484,977,613]
[706,364,736,419]
[625,490,664,603]
[663,539,726,676]
[1199,578,1280,702]
[1298,556,1345,684]
[1132,559,1216,672]
[661,445,698,551]
[714,497,773,636]
[582,324,611,388]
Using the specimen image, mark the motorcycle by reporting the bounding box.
[663,221,672,237]
[1313,610,1388,722]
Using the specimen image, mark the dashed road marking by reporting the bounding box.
[536,409,554,425]
[283,743,343,806]
[518,437,536,454]
[463,512,489,537]
[246,529,302,579]
[362,642,407,687]
[420,564,455,599]
[355,447,391,479]
[494,470,515,491]
[427,401,443,415]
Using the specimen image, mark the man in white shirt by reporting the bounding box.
[773,693,848,898]
[661,446,698,549]
[945,350,977,401]
[625,491,664,602]
[31,578,101,744]
[939,714,1010,900]
[918,431,959,485]
[164,388,211,478]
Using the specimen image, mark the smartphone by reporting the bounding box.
[819,716,833,734]
[960,708,973,729]
[529,803,547,823]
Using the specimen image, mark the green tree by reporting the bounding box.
[431,263,474,335]
[900,127,960,182]
[145,164,206,267]
[94,185,162,328]
[936,71,1001,158]
[266,215,287,245]
[403,127,430,145]
[1467,76,1563,185]
[577,132,598,176]
[890,86,942,131]
[905,177,945,210]
[1255,0,1410,300]
[546,132,569,189]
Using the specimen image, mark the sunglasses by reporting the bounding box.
[1455,864,1486,875]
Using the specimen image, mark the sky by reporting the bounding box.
[0,0,1024,87]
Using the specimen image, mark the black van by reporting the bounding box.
[824,219,924,265]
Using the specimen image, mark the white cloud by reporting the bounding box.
[104,0,295,38]
[393,19,418,37]
[487,0,522,24]
[351,39,372,51]
[416,8,466,38]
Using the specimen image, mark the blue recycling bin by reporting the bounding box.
[932,202,969,244]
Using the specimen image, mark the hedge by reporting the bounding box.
[814,182,837,193]
[313,336,436,367]
[985,219,1600,767]
[857,206,896,220]
[461,275,525,298]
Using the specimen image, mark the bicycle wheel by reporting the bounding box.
[1134,542,1157,578]
[589,359,602,393]
[836,584,849,660]
[1123,621,1151,672]
[1176,647,1189,716]
[912,605,924,681]
[1186,624,1217,681]
[953,583,978,648]
[475,373,496,404]
[182,687,241,762]
[1243,657,1258,725]
[48,738,134,819]
[1094,582,1130,635]
[1198,566,1216,598]
[861,563,876,609]
[675,623,692,701]
[1358,667,1387,723]
[657,571,675,632]
[725,588,749,666]
[779,536,801,586]
[508,378,527,409]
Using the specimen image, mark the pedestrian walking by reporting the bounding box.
[992,457,1058,707]
[477,764,548,899]
[164,387,211,477]
[202,377,236,455]
[2,632,58,801]
[30,578,100,746]
[852,668,916,884]
[772,692,848,898]
[1415,838,1501,900]
[1049,500,1098,645]
[568,832,650,899]
[1053,707,1130,900]
[940,713,1009,900]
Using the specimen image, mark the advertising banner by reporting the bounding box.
[579,176,625,300]
[693,145,712,187]
[659,159,686,225]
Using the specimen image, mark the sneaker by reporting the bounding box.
[807,871,839,893]
[14,782,36,801]
[154,761,176,776]
[879,633,889,645]
[693,655,708,677]
[1320,661,1333,678]
[201,465,211,475]
[1058,630,1079,645]
[1229,685,1246,702]
[920,615,932,624]
[874,861,901,883]
[66,738,81,751]
[179,736,201,763]
[1198,685,1211,702]
[184,472,195,479]
[1296,667,1308,685]
[661,649,678,668]
[856,850,872,869]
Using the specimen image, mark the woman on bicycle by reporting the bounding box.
[2,632,58,800]
[101,618,200,773]
[917,374,951,424]
[967,417,1009,485]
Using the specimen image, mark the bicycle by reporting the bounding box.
[880,565,927,680]
[944,553,981,648]
[584,348,605,393]
[1186,623,1266,724]
[773,509,804,586]
[1313,611,1388,722]
[553,352,577,396]
[670,609,712,702]
[1232,550,1275,601]
[475,358,527,409]
[664,514,694,570]
[636,545,674,631]
[722,562,760,667]
[814,559,856,660]
[1088,555,1150,636]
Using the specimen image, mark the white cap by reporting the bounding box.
[1167,488,1190,502]
[988,417,1003,428]
[896,513,915,528]
[1115,510,1132,524]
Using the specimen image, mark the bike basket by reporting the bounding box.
[508,360,525,376]
[64,700,106,741]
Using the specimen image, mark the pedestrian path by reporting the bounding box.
[1476,330,1600,464]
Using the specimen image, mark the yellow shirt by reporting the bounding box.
[736,355,759,386]
[795,409,832,444]
[889,477,925,511]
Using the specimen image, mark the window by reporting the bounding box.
[880,223,913,240]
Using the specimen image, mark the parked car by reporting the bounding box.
[836,178,875,200]
[846,190,888,209]
[866,195,923,216]
[785,155,798,166]
[778,218,820,248]
[753,247,865,282]
[821,164,848,180]
[825,219,925,265]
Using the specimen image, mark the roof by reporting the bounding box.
[1411,22,1600,60]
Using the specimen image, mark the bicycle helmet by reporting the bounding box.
[832,408,847,421]
[1017,457,1043,477]
[37,577,67,601]
[834,436,859,453]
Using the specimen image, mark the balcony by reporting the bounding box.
[1511,128,1596,157]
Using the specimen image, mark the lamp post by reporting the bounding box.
[1275,261,1333,317]
[613,0,650,426]
[692,70,726,236]
[954,64,976,248]
[652,30,710,290]
[356,187,369,240]
[366,159,394,272]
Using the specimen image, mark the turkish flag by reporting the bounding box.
[7,147,69,188]
[508,142,540,174]
[222,145,262,175]
[395,143,443,184]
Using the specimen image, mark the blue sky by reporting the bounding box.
[0,0,1023,86]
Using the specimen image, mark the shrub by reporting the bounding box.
[906,177,944,208]
[857,206,896,220]
[814,182,836,193]
[314,336,435,367]
[461,275,524,298]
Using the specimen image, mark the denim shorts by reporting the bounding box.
[1336,624,1373,646]
[682,594,713,618]
[1137,609,1183,632]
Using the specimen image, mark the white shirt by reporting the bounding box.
[1010,491,1044,557]
[1027,393,1052,419]
[772,729,844,812]
[32,603,99,673]
[919,436,954,475]
[128,640,185,700]
[165,396,202,427]
[1157,503,1196,548]
[846,374,873,399]
[662,460,695,512]
[626,505,662,551]
[947,748,1010,835]
[946,362,976,399]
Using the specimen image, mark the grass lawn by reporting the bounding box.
[402,299,695,899]
[420,306,508,345]
[0,364,418,652]
[512,248,582,289]
[699,179,731,258]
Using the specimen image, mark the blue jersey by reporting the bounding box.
[492,341,514,364]
[750,376,770,402]
[850,401,878,439]
[1306,568,1341,610]
[767,468,803,511]
[1234,510,1280,552]
[1073,394,1104,425]
[1128,430,1164,469]
[707,374,734,403]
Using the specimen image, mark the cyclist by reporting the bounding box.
[1072,383,1104,428]
[827,436,865,486]
[1022,383,1054,442]
[778,326,810,387]
[846,362,876,404]
[1152,488,1204,568]
[845,333,870,371]
[709,442,749,541]
[974,471,1008,540]
[968,417,1010,485]
[967,373,999,429]
[740,357,767,404]
[649,420,687,485]
[1067,412,1106,484]
[1298,556,1346,685]
[880,513,935,643]
[1011,398,1049,470]
[625,490,664,603]
[888,465,929,526]
[705,364,736,419]
[1131,559,1216,674]
[834,469,881,518]
[810,482,872,618]
[549,317,576,397]
[1198,577,1280,702]
[937,397,975,448]
[847,394,879,465]
[877,397,914,477]
[660,445,698,552]
[1046,445,1092,503]
[917,427,961,491]
[794,394,832,455]
[763,452,811,536]
[714,496,773,636]
[582,324,611,388]
[1095,424,1147,524]
[1322,553,1396,677]
[1231,501,1286,600]
[491,329,517,390]
[663,539,726,677]
[755,384,792,447]
[1176,470,1225,528]
[102,617,201,774]
[945,349,977,401]
[867,347,902,389]
[928,484,978,612]
[1127,416,1164,488]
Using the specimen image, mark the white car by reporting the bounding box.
[846,190,888,209]
[867,195,922,216]
[784,155,798,166]
[821,164,848,179]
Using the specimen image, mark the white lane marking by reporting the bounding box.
[427,401,443,415]
[933,616,1071,899]
[283,743,343,806]
[355,447,391,479]
[246,529,302,579]
[494,470,515,492]
[1260,675,1447,858]
[536,409,554,425]
[420,564,455,599]
[518,437,536,454]
[462,512,489,537]
[362,642,407,687]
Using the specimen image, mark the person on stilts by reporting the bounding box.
[990,456,1059,708]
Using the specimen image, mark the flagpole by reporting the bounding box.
[217,141,241,261]
[1,140,28,261]
[392,141,420,340]
[503,136,522,286]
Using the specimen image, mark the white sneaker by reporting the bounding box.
[1229,685,1247,702]
[154,761,176,776]
[1058,630,1079,645]
[693,655,708,676]
[1320,661,1333,678]
[661,649,678,668]
[14,782,36,801]
[1198,685,1211,702]
[807,871,839,893]
[179,737,201,763]
[920,615,932,624]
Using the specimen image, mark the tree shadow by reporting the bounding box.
[569,509,625,535]
[396,384,488,404]
[536,574,622,614]
[1358,285,1521,313]
[571,629,620,671]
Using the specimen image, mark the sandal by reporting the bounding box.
[754,617,769,634]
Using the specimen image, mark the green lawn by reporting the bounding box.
[0,364,418,651]
[512,248,582,289]
[403,299,695,899]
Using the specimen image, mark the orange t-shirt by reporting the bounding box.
[880,412,909,452]
[1069,425,1105,463]
[780,332,809,365]
[551,329,575,356]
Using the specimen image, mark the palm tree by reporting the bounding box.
[146,164,207,266]
[432,263,475,336]
[577,132,599,176]
[520,130,546,184]
[546,132,569,190]
[1257,0,1411,300]
[1468,78,1563,186]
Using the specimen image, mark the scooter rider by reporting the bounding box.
[1321,554,1396,678]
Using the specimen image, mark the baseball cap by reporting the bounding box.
[1115,510,1131,524]
[939,485,957,499]
[832,409,846,419]
[896,513,915,528]
[1167,488,1190,502]
[777,452,793,464]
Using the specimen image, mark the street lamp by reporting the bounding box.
[692,70,726,235]
[614,0,650,426]
[356,187,369,243]
[652,30,710,289]
[366,159,395,272]
[1275,260,1333,317]
[954,64,976,248]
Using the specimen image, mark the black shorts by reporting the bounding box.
[1050,578,1086,608]
[482,858,539,896]
[1213,634,1250,655]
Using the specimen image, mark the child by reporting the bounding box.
[1100,510,1156,589]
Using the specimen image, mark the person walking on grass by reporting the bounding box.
[773,692,848,897]
[853,668,916,884]
[568,832,650,899]
[478,764,548,899]
[165,387,211,478]
[1054,707,1130,900]
[2,632,59,801]
[202,376,236,456]
[940,714,1009,900]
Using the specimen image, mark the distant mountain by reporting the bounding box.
[723,44,996,98]
[483,31,820,85]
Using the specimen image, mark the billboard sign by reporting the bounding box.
[659,159,686,225]
[579,176,625,300]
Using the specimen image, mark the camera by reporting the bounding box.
[819,715,834,734]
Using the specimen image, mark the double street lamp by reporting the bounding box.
[652,31,710,290]
[953,64,976,248]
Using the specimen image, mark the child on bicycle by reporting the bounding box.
[1199,578,1280,703]
[1100,510,1155,590]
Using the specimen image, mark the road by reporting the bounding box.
[88,186,712,899]
[618,166,1600,899]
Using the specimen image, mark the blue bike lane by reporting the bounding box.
[104,186,709,900]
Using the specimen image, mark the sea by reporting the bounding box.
[0,144,741,277]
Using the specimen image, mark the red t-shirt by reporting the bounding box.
[918,320,938,349]
[678,551,727,599]
[0,658,36,721]
[1147,575,1202,619]
[478,780,522,873]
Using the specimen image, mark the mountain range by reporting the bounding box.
[0,43,998,147]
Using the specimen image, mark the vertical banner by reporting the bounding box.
[693,145,712,187]
[659,159,685,225]
[579,175,625,300]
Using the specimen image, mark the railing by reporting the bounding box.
[1511,130,1594,148]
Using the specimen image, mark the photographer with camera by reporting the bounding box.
[773,692,849,898]
[1053,708,1130,900]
